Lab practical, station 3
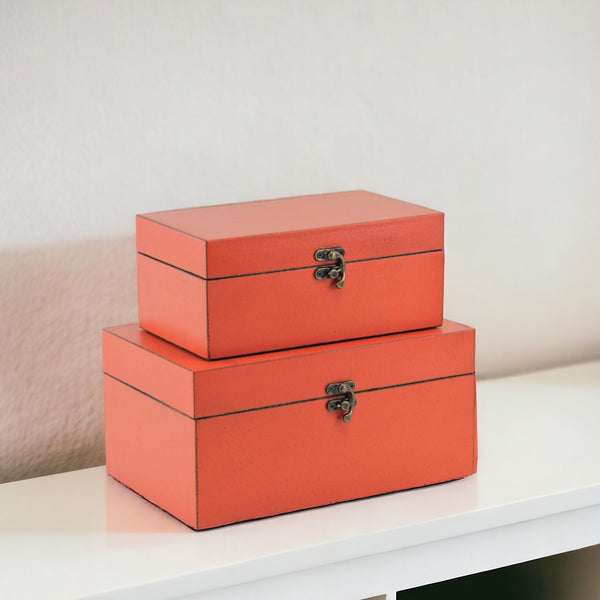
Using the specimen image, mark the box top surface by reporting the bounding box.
[139,191,440,241]
[103,320,475,419]
[105,320,469,372]
[136,191,444,278]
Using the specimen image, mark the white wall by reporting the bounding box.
[1,1,599,482]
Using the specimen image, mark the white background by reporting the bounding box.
[1,0,599,484]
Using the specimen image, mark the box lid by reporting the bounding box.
[103,320,474,420]
[136,190,443,279]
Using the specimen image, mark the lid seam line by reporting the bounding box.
[138,249,444,281]
[104,372,475,421]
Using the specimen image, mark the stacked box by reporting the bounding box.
[103,190,477,530]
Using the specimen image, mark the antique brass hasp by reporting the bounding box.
[326,380,357,423]
[314,247,346,289]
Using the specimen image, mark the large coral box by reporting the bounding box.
[103,320,477,530]
[136,190,444,359]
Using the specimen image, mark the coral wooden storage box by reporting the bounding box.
[103,320,477,530]
[136,191,444,359]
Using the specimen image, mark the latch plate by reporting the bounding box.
[326,380,357,423]
[314,247,346,289]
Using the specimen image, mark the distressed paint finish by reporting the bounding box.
[136,191,444,359]
[104,320,477,530]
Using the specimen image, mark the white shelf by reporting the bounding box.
[1,360,599,600]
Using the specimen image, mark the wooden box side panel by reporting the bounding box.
[472,376,479,474]
[137,215,207,278]
[206,251,444,359]
[104,375,197,529]
[103,330,195,417]
[137,253,209,358]
[195,374,476,529]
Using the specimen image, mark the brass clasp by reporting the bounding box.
[314,247,346,289]
[326,380,357,423]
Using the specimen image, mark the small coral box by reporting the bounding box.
[136,190,444,359]
[103,320,477,530]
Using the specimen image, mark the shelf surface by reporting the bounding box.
[1,360,599,600]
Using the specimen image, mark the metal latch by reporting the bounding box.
[326,380,357,423]
[314,247,346,289]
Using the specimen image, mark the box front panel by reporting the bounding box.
[195,374,476,529]
[207,250,444,358]
[206,211,443,278]
[194,324,474,418]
